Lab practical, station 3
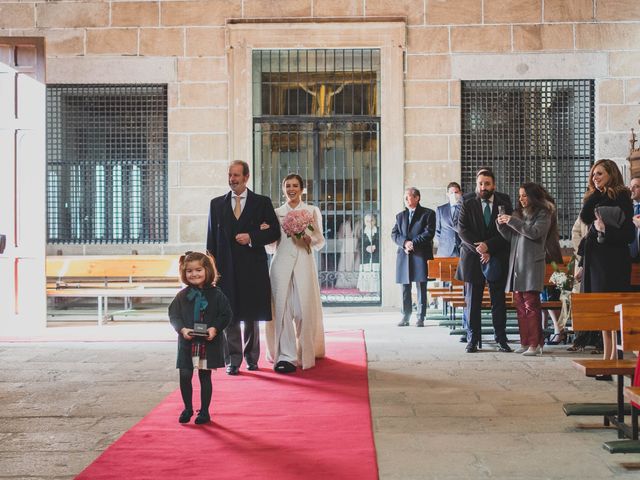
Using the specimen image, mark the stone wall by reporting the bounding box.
[2,0,640,258]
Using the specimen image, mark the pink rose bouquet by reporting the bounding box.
[281,209,315,253]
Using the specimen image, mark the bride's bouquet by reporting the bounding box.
[281,209,315,254]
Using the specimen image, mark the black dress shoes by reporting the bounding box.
[226,365,239,375]
[274,360,297,374]
[497,341,513,353]
[247,363,259,371]
[465,342,478,353]
[459,336,468,343]
[194,410,210,425]
[416,319,425,327]
[178,408,193,424]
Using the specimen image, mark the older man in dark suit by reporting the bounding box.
[391,187,436,327]
[206,160,281,375]
[455,169,513,353]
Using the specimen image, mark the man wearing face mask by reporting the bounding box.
[435,182,467,340]
[455,168,513,353]
[435,182,463,257]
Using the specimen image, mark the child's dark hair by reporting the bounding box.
[178,251,219,287]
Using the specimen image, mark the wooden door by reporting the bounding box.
[0,37,46,331]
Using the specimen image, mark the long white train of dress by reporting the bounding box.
[266,202,326,369]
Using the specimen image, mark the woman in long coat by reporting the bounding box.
[497,182,553,356]
[578,159,634,362]
[265,174,325,373]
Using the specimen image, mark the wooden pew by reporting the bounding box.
[565,293,640,438]
[46,255,182,325]
[603,304,640,453]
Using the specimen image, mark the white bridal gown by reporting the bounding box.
[266,202,326,369]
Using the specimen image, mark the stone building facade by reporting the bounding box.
[2,0,640,308]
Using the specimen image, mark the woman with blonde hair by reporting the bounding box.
[577,159,634,367]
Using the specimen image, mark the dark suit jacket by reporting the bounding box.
[455,192,513,284]
[206,190,280,322]
[435,202,461,257]
[391,205,436,284]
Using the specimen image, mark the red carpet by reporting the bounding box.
[76,331,378,479]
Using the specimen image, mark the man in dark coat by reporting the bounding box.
[391,187,436,327]
[455,168,513,353]
[206,160,281,375]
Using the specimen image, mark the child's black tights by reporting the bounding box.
[179,368,212,413]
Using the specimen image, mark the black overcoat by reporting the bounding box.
[206,190,281,322]
[455,192,513,284]
[168,285,232,369]
[578,190,634,292]
[391,205,436,284]
[361,231,379,264]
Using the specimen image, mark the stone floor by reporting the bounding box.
[1,313,639,479]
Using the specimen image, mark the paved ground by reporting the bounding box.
[1,313,639,479]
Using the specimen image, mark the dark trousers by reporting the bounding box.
[464,279,507,344]
[224,319,260,367]
[402,282,427,320]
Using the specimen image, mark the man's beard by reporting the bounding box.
[478,189,494,200]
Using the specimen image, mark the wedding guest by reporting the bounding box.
[391,187,436,327]
[497,183,552,356]
[629,176,640,263]
[435,182,463,257]
[436,182,466,340]
[567,216,602,353]
[456,168,513,353]
[540,186,565,345]
[265,174,325,373]
[169,252,232,425]
[578,159,634,365]
[357,213,380,293]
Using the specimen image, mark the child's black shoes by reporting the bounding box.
[194,410,210,425]
[178,409,193,423]
[178,408,210,424]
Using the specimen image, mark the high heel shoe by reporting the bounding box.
[546,331,567,345]
[567,344,585,352]
[514,345,529,354]
[522,346,543,356]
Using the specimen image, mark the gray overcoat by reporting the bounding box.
[497,208,551,293]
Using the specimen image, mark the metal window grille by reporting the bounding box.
[461,80,594,239]
[47,84,168,244]
[252,49,381,305]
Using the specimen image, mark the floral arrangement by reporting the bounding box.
[281,209,315,254]
[549,256,575,292]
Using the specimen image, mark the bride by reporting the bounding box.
[265,173,326,373]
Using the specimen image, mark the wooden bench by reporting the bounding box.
[602,303,640,453]
[565,294,640,439]
[46,255,182,325]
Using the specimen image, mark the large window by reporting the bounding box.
[461,80,594,239]
[47,84,167,244]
